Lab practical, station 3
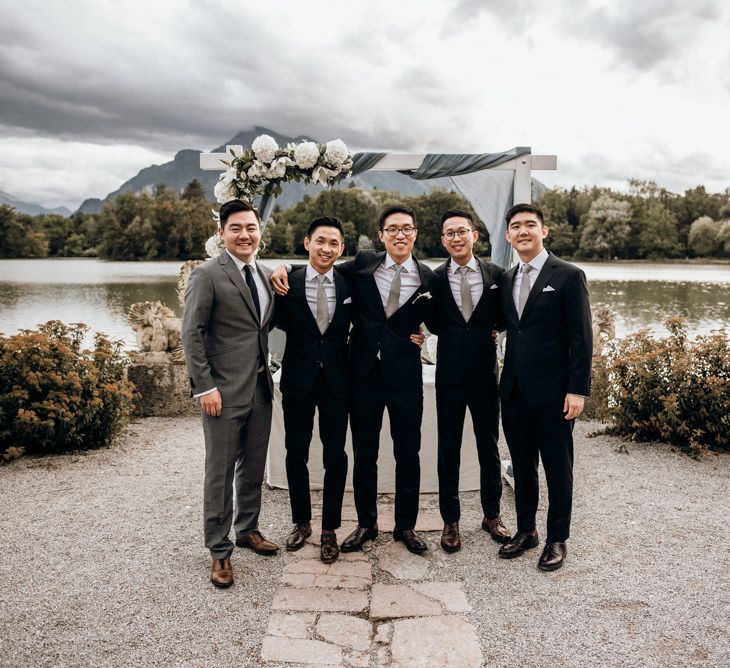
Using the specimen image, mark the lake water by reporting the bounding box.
[0,258,727,351]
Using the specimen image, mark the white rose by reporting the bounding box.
[205,234,224,258]
[324,139,349,167]
[251,134,278,163]
[293,141,320,169]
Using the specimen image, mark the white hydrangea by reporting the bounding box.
[293,141,320,169]
[324,139,349,167]
[205,234,225,258]
[251,134,278,163]
[247,160,268,179]
[213,178,237,204]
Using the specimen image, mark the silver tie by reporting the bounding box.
[517,263,532,318]
[385,264,403,318]
[457,265,473,321]
[315,274,329,334]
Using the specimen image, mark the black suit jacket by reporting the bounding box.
[430,258,504,389]
[499,252,592,405]
[338,250,437,389]
[274,267,353,398]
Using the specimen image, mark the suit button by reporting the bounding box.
[517,329,522,334]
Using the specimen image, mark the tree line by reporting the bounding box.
[2,178,729,261]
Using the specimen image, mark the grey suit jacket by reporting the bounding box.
[182,252,274,407]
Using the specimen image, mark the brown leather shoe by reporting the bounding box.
[320,533,339,563]
[210,557,233,588]
[235,530,279,555]
[482,515,512,544]
[341,525,379,552]
[538,541,567,571]
[440,522,461,553]
[285,523,312,551]
[498,529,539,559]
[393,528,428,554]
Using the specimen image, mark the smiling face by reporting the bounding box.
[378,211,417,264]
[304,224,345,273]
[505,211,548,262]
[441,216,478,265]
[219,210,261,263]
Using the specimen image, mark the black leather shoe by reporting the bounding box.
[340,525,378,552]
[285,522,312,551]
[393,527,428,554]
[440,522,461,553]
[538,541,567,571]
[498,530,539,559]
[320,533,339,563]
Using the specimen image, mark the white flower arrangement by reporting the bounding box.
[213,134,354,204]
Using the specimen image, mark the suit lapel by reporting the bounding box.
[505,264,519,323]
[366,251,388,317]
[390,258,430,319]
[330,269,347,329]
[469,258,492,319]
[220,252,259,322]
[520,254,558,322]
[438,260,464,322]
[290,268,320,334]
[256,261,275,327]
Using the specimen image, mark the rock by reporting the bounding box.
[377,542,429,580]
[390,616,483,667]
[374,622,391,644]
[267,612,316,639]
[283,559,372,589]
[409,582,472,612]
[316,614,372,651]
[260,636,342,665]
[127,358,197,417]
[369,584,442,620]
[272,588,369,614]
[345,650,370,667]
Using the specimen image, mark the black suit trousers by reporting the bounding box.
[281,369,348,531]
[436,380,502,524]
[350,362,423,530]
[501,385,574,541]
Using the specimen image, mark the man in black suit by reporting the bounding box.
[271,205,436,554]
[498,203,592,571]
[273,217,353,563]
[430,209,512,553]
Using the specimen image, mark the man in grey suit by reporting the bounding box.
[182,198,279,589]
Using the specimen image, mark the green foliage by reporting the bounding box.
[589,319,729,453]
[0,205,49,258]
[688,216,721,257]
[578,194,632,260]
[0,321,135,460]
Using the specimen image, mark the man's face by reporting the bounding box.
[505,211,548,261]
[304,225,345,273]
[378,212,417,264]
[219,210,261,263]
[441,216,478,265]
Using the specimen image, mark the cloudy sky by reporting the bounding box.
[1,0,728,210]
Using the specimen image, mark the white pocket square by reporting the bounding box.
[343,297,352,304]
[542,286,555,292]
[490,284,499,290]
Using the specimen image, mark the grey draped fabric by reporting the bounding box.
[351,152,388,176]
[257,181,277,226]
[399,148,530,179]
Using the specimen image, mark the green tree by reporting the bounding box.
[688,216,720,257]
[578,194,632,260]
[0,205,49,258]
[636,199,682,259]
[717,220,730,257]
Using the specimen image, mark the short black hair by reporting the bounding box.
[306,216,344,240]
[218,199,261,228]
[378,204,417,230]
[505,203,544,226]
[441,209,476,230]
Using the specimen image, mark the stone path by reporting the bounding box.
[260,496,484,667]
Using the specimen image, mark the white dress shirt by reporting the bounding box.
[447,256,483,310]
[373,253,421,311]
[512,248,549,311]
[305,264,336,322]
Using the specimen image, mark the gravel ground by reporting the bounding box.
[1,417,729,667]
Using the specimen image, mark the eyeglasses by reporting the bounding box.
[382,226,416,237]
[442,229,472,240]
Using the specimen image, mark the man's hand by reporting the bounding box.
[410,328,426,348]
[271,265,290,296]
[563,393,584,420]
[200,389,222,417]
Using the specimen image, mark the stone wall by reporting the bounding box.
[127,352,198,417]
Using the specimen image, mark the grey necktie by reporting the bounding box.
[385,264,403,318]
[315,274,329,334]
[517,263,532,317]
[457,265,473,321]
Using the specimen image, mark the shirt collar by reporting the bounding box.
[521,248,548,272]
[306,263,335,283]
[226,249,256,273]
[449,255,479,274]
[384,253,417,272]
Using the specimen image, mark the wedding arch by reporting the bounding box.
[200,144,557,268]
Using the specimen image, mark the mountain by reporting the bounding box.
[0,190,72,217]
[75,126,545,213]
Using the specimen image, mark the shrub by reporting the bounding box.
[588,318,729,454]
[0,321,135,459]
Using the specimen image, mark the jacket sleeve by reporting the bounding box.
[181,266,216,394]
[563,268,593,396]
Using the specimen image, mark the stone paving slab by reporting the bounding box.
[285,543,369,562]
[272,588,369,614]
[260,636,342,665]
[283,572,372,589]
[410,581,472,613]
[376,541,430,580]
[267,611,316,639]
[390,616,483,667]
[376,508,443,532]
[369,584,442,620]
[316,613,372,651]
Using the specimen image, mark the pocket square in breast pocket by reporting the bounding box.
[343,297,352,304]
[489,283,499,290]
[542,285,555,292]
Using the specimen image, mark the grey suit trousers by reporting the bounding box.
[202,373,272,559]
